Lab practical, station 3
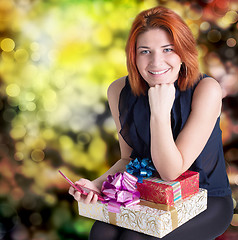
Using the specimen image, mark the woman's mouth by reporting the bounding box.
[148,68,170,75]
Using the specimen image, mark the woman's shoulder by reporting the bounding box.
[107,76,127,101]
[195,76,222,98]
[192,76,222,116]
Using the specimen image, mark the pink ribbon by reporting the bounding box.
[101,172,140,213]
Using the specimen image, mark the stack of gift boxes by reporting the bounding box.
[78,159,207,238]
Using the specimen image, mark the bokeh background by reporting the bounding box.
[0,0,237,239]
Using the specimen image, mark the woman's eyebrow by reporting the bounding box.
[137,46,150,49]
[137,44,174,49]
[161,44,174,48]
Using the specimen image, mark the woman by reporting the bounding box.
[69,6,233,240]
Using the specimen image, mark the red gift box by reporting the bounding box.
[136,170,199,206]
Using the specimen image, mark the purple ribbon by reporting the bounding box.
[101,172,140,213]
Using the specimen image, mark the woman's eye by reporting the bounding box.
[140,50,150,54]
[164,48,173,53]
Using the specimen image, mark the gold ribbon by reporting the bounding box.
[107,200,178,230]
[108,211,117,225]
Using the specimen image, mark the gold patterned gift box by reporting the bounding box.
[78,188,207,238]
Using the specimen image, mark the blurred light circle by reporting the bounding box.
[226,38,236,48]
[14,49,29,63]
[0,38,15,52]
[30,42,40,51]
[207,29,221,43]
[77,131,92,146]
[3,108,16,122]
[10,126,26,139]
[225,10,238,24]
[14,152,24,161]
[15,141,25,151]
[29,212,42,226]
[200,22,210,32]
[26,102,36,111]
[225,48,235,58]
[1,51,14,61]
[31,149,45,162]
[19,104,27,111]
[6,84,20,97]
[44,194,56,205]
[42,128,55,140]
[25,92,35,101]
[31,52,41,61]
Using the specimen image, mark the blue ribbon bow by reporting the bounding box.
[126,158,156,183]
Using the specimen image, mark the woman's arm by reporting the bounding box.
[149,77,222,181]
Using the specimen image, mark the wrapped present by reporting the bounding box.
[136,170,199,206]
[101,171,140,213]
[78,188,207,238]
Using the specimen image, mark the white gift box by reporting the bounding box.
[78,188,207,238]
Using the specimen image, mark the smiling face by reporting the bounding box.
[136,28,182,87]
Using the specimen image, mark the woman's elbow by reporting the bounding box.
[159,171,182,182]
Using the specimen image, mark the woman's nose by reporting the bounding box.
[150,52,163,66]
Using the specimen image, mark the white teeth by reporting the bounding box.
[149,69,168,75]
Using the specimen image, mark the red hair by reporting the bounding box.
[126,6,200,95]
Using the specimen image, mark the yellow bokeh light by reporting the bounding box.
[6,83,21,97]
[42,128,56,140]
[14,151,24,161]
[224,10,238,24]
[14,49,29,63]
[26,102,36,111]
[10,125,27,139]
[0,38,15,52]
[200,22,210,32]
[25,92,35,101]
[31,149,45,162]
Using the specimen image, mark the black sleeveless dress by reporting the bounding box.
[119,75,231,197]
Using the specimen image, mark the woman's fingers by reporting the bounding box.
[84,191,94,204]
[68,178,101,204]
[91,193,99,204]
[68,186,75,195]
[74,191,82,201]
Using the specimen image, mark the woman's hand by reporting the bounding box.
[68,178,101,204]
[148,83,175,120]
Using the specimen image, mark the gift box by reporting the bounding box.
[136,170,199,206]
[78,188,207,238]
